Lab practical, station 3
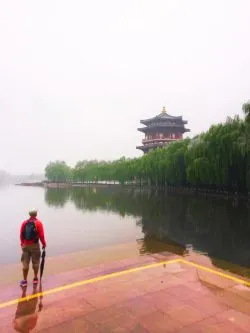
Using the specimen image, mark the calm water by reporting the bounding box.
[1,185,250,277]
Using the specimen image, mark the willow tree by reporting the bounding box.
[164,139,190,186]
[242,101,250,191]
[185,116,247,192]
[45,161,72,182]
[242,101,250,122]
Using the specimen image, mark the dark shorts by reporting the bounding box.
[21,244,41,270]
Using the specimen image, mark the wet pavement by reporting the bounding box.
[0,245,250,332]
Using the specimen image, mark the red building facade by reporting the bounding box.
[136,107,190,154]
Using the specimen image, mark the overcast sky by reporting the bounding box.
[0,0,250,174]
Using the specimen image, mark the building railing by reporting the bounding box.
[142,138,179,144]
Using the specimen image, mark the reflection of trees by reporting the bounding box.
[184,199,250,269]
[69,187,143,217]
[44,187,250,273]
[70,187,114,213]
[44,188,71,208]
[137,234,187,256]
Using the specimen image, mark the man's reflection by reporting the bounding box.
[12,284,43,333]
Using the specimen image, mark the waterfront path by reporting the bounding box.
[0,243,250,332]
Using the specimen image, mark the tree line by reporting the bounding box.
[45,102,250,194]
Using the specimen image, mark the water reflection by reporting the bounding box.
[13,284,43,333]
[137,234,187,257]
[44,187,250,277]
[44,188,71,208]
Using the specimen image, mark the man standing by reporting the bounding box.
[20,209,46,287]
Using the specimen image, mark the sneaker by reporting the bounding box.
[33,278,39,285]
[20,280,27,287]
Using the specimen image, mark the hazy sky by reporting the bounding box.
[1,0,250,174]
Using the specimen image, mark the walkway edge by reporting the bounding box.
[1,258,250,310]
[180,259,250,287]
[0,258,180,309]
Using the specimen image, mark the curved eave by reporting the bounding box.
[140,120,188,126]
[136,145,145,150]
[140,114,182,125]
[136,142,169,151]
[138,126,190,133]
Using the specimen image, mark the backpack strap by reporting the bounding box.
[31,219,39,242]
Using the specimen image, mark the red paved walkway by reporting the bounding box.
[0,251,250,332]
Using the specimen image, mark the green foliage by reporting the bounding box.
[45,161,72,182]
[44,104,250,194]
[242,101,250,123]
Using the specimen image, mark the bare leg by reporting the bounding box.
[33,266,39,280]
[32,247,41,280]
[22,268,29,281]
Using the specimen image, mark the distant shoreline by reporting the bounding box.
[15,181,250,200]
[15,181,44,187]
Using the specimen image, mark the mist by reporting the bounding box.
[1,0,250,173]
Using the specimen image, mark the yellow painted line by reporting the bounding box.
[180,259,250,287]
[2,257,249,310]
[0,258,181,309]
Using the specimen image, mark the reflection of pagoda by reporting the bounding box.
[136,106,190,153]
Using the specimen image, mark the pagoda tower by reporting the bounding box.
[136,106,190,154]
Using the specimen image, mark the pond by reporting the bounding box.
[1,185,250,277]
